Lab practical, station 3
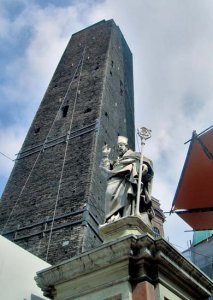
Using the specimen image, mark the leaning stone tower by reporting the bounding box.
[0,20,135,264]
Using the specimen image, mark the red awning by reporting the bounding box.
[175,211,213,231]
[172,127,213,230]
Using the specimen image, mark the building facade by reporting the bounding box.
[0,236,50,300]
[182,230,213,300]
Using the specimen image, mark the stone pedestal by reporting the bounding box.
[35,234,213,300]
[99,215,153,243]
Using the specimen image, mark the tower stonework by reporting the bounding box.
[0,20,135,264]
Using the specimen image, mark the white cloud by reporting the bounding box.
[0,0,88,190]
[1,2,87,108]
[0,127,25,175]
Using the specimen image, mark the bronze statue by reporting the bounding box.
[100,135,154,223]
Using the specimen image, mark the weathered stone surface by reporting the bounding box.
[99,216,153,243]
[0,20,135,264]
[35,235,213,300]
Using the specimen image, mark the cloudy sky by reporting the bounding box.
[0,0,212,251]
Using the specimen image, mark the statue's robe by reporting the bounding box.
[103,150,154,222]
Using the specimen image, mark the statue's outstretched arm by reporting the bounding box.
[100,145,114,176]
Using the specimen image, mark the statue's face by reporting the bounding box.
[117,143,128,156]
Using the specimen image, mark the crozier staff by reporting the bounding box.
[100,136,154,223]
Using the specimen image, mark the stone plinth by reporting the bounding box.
[35,234,213,300]
[99,215,153,243]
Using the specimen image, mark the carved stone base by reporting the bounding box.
[99,215,154,243]
[36,234,213,300]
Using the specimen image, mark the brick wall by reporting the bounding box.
[0,20,135,264]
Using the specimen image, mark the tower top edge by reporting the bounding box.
[72,19,117,36]
[71,19,132,55]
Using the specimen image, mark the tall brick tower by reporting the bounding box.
[0,20,135,264]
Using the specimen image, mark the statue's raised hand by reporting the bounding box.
[102,145,111,157]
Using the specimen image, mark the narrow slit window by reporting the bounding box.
[84,107,92,114]
[62,105,69,117]
[34,127,40,133]
[95,62,100,70]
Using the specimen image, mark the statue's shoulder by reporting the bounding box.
[143,156,153,166]
[124,151,153,166]
[123,150,140,160]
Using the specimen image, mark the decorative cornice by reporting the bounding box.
[35,234,213,298]
[35,235,136,292]
[154,238,213,293]
[132,236,213,296]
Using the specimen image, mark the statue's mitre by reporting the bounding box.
[117,136,128,145]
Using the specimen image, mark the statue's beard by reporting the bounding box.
[118,148,127,157]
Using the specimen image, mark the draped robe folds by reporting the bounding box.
[101,150,154,222]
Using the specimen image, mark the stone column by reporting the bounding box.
[132,281,155,300]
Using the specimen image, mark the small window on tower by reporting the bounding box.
[95,62,100,70]
[34,127,40,134]
[62,105,69,118]
[84,107,92,114]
